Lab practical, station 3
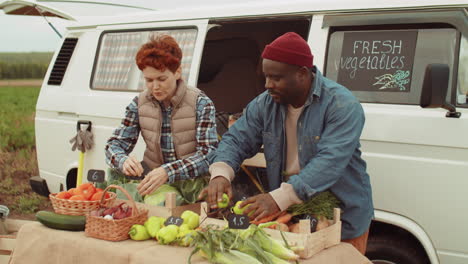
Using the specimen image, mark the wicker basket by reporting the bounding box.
[85,184,148,241]
[50,190,117,216]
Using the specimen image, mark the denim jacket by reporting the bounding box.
[210,67,373,239]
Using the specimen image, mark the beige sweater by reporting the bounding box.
[210,104,303,210]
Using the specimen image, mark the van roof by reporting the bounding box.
[71,0,467,29]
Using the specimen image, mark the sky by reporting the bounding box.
[0,12,68,52]
[0,0,236,53]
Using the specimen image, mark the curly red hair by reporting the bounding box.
[135,34,182,73]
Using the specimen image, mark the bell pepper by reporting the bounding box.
[232,200,254,216]
[157,225,179,245]
[180,210,200,229]
[144,216,165,238]
[217,193,230,208]
[128,224,150,241]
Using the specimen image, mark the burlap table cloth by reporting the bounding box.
[9,222,371,264]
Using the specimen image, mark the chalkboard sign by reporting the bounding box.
[87,169,105,183]
[305,215,319,232]
[165,216,184,227]
[228,213,250,229]
[337,30,418,92]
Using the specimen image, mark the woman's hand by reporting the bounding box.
[137,167,169,196]
[123,156,143,176]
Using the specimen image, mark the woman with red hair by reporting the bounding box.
[105,34,218,196]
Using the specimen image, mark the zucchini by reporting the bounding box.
[36,211,86,231]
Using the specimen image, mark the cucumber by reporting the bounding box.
[36,211,86,231]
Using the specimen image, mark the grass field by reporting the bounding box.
[0,85,50,219]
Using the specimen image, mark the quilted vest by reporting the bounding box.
[138,80,201,169]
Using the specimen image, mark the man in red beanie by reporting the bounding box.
[200,32,374,254]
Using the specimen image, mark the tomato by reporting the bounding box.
[67,188,78,196]
[90,191,103,201]
[56,191,71,199]
[77,183,96,200]
[69,195,86,201]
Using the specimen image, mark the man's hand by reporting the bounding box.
[122,156,143,177]
[137,167,168,196]
[241,193,280,222]
[198,176,232,209]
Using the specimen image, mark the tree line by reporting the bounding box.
[0,52,53,79]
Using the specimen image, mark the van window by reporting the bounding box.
[457,35,467,107]
[92,28,197,91]
[198,18,310,114]
[325,27,459,105]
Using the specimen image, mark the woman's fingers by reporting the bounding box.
[127,156,143,176]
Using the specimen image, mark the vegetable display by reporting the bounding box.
[128,210,201,248]
[188,223,300,264]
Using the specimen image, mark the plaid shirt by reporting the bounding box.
[105,93,218,183]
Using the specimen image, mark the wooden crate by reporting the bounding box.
[201,208,342,259]
[138,192,209,220]
[0,219,34,264]
[264,208,341,259]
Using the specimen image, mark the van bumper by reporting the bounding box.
[30,176,51,197]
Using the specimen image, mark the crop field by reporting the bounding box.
[0,85,51,220]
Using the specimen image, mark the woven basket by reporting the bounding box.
[50,191,117,216]
[85,184,148,241]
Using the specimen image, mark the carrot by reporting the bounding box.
[266,222,290,232]
[275,213,293,224]
[289,223,301,233]
[251,211,286,225]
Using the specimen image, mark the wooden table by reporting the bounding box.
[9,222,371,264]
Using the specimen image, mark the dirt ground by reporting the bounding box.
[0,79,42,87]
[1,170,53,221]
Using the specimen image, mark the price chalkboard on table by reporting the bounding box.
[165,216,184,226]
[305,215,319,232]
[228,213,250,229]
[87,169,105,183]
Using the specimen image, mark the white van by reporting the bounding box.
[2,0,467,263]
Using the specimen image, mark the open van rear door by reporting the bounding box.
[0,0,76,20]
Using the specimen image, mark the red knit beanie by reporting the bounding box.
[262,32,313,68]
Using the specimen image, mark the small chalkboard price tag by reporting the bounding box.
[305,215,318,232]
[164,216,184,226]
[87,169,105,183]
[228,213,250,229]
